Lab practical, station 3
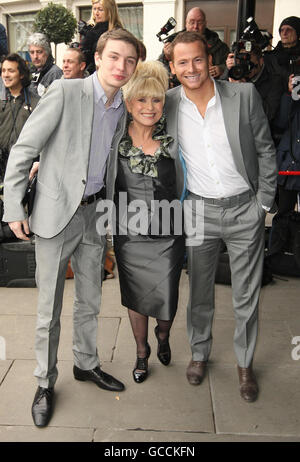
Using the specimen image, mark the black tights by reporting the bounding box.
[128,308,172,358]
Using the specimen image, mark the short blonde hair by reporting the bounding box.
[89,0,123,29]
[123,61,169,103]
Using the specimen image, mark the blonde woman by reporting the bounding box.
[80,0,123,73]
[110,61,186,383]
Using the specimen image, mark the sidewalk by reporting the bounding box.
[0,264,300,442]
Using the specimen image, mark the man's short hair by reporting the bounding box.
[66,46,86,64]
[0,53,31,87]
[27,33,51,56]
[96,28,140,60]
[170,31,209,62]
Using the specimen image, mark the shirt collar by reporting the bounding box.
[180,77,217,109]
[92,71,123,108]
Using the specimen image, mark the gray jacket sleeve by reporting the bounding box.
[3,80,64,222]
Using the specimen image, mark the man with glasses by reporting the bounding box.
[158,7,229,86]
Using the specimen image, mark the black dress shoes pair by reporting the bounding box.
[133,343,151,383]
[73,365,125,392]
[32,386,55,428]
[31,366,124,428]
[154,325,171,366]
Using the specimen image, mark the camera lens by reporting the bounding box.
[229,65,246,80]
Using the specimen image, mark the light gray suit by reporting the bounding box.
[3,75,119,387]
[164,80,277,367]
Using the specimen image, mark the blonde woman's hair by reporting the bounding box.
[88,0,123,29]
[123,61,169,103]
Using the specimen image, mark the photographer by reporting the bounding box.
[28,33,62,98]
[158,8,229,87]
[0,54,38,242]
[264,16,300,91]
[0,54,39,183]
[79,0,123,75]
[224,44,283,130]
[274,74,300,215]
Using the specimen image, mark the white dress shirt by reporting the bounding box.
[178,81,250,198]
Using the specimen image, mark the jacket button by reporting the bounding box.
[82,179,86,184]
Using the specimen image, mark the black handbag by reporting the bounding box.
[22,174,37,216]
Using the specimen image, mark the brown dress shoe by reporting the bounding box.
[186,360,207,385]
[237,366,258,402]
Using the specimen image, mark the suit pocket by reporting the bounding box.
[36,179,60,200]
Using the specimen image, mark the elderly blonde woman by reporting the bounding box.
[80,0,123,73]
[110,61,185,383]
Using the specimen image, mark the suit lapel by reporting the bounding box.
[165,87,181,159]
[216,80,250,184]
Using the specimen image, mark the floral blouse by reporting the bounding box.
[118,115,174,178]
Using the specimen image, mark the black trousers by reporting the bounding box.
[278,185,299,215]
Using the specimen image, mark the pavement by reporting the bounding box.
[0,236,300,443]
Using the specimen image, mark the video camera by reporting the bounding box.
[229,17,272,81]
[156,17,177,43]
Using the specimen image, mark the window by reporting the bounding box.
[80,3,143,40]
[213,29,225,42]
[7,12,37,55]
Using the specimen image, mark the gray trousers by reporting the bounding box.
[34,200,106,388]
[185,190,265,368]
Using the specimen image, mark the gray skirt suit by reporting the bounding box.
[113,118,185,321]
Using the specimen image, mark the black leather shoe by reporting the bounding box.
[133,343,151,384]
[73,365,125,392]
[154,325,171,366]
[31,386,54,428]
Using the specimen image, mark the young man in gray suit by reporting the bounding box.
[165,32,277,402]
[3,29,140,427]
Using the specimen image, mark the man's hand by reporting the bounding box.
[288,73,295,93]
[29,161,40,180]
[226,53,235,70]
[8,220,31,241]
[209,65,222,78]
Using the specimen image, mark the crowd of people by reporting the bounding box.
[0,1,299,429]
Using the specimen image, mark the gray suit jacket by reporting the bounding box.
[164,80,277,211]
[3,75,119,238]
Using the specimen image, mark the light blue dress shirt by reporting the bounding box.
[84,72,124,197]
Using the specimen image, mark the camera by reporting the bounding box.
[241,17,272,50]
[229,17,272,81]
[78,20,93,37]
[157,17,177,43]
[228,40,255,80]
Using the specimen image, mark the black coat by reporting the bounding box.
[81,21,109,74]
[264,40,300,92]
[275,92,300,190]
[254,65,283,124]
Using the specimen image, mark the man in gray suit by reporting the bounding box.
[165,32,277,402]
[3,29,140,427]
